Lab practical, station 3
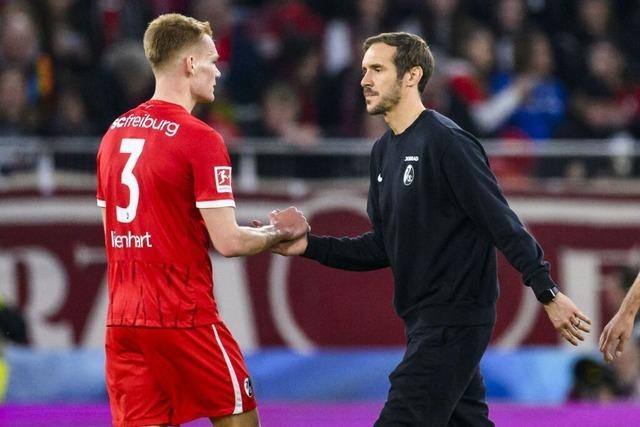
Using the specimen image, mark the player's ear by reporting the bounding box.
[184,55,196,76]
[406,65,423,88]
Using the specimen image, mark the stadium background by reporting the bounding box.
[1,0,640,425]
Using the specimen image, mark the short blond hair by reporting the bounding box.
[143,13,212,71]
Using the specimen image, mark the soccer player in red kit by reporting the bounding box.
[96,14,308,427]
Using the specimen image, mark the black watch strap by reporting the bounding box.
[536,286,559,304]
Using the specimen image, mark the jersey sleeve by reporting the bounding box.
[96,148,106,207]
[189,129,236,209]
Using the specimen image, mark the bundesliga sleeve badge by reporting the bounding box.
[214,166,232,193]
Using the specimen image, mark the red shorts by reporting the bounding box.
[105,322,257,426]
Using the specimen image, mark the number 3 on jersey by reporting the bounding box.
[117,138,145,223]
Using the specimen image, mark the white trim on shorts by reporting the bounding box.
[211,324,243,414]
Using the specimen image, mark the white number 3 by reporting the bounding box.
[117,138,145,223]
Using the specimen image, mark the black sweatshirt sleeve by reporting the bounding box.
[440,129,556,296]
[302,144,390,271]
[302,231,390,271]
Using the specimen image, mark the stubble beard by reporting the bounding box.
[366,81,402,115]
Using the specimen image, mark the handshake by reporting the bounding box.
[253,206,310,256]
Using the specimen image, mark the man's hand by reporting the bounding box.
[251,212,309,256]
[269,207,310,241]
[599,310,635,362]
[272,234,309,256]
[543,292,592,346]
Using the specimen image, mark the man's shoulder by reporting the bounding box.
[422,110,464,133]
[371,129,393,155]
[423,111,477,142]
[420,110,485,158]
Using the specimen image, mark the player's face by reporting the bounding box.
[361,43,403,115]
[190,34,221,103]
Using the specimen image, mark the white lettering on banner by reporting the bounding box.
[493,290,539,349]
[4,195,640,349]
[110,230,153,248]
[559,250,601,349]
[0,248,73,348]
[210,254,258,352]
[110,113,180,137]
[268,191,368,352]
[75,244,109,348]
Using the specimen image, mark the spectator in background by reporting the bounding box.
[584,40,640,138]
[487,29,565,180]
[280,37,324,129]
[568,357,619,401]
[446,22,535,138]
[90,40,154,130]
[398,0,463,64]
[46,82,95,136]
[85,0,154,58]
[250,81,319,147]
[251,0,323,73]
[491,30,566,141]
[491,0,528,73]
[556,0,620,90]
[553,40,638,178]
[0,67,38,135]
[45,0,93,74]
[322,0,391,136]
[0,4,54,118]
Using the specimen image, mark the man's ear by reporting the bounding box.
[406,65,423,88]
[184,55,195,76]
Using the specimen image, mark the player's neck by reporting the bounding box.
[151,75,196,113]
[384,94,425,135]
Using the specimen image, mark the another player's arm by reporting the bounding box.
[271,154,388,271]
[272,228,389,271]
[441,130,591,344]
[200,206,308,257]
[600,272,640,362]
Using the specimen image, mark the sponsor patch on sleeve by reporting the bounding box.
[214,166,232,193]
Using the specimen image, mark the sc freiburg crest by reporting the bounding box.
[244,377,254,397]
[403,164,414,186]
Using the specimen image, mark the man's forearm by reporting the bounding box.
[303,232,389,271]
[619,273,640,317]
[226,225,283,257]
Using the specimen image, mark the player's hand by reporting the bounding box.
[269,207,310,241]
[272,234,309,256]
[543,292,591,346]
[599,310,634,362]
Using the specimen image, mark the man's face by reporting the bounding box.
[190,34,221,103]
[361,43,403,115]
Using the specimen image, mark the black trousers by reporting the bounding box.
[375,325,494,427]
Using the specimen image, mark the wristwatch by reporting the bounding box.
[536,286,559,304]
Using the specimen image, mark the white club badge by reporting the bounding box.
[403,164,415,186]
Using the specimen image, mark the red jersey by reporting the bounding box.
[96,100,234,327]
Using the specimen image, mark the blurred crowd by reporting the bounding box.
[0,0,639,177]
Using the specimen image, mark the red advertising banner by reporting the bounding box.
[1,191,640,350]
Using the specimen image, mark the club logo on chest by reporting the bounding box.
[403,164,415,186]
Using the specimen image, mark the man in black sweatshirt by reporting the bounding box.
[271,32,592,426]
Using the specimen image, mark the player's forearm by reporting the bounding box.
[619,273,640,318]
[217,225,283,257]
